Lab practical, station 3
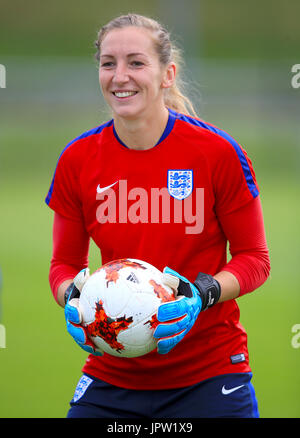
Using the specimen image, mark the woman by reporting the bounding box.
[46,13,270,418]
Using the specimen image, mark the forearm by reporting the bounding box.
[217,196,270,298]
[49,212,90,306]
[56,279,73,308]
[213,270,240,303]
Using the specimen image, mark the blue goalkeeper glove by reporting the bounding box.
[153,267,221,354]
[64,268,103,356]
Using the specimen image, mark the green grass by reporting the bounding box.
[238,181,300,418]
[0,177,101,418]
[1,179,77,417]
[0,172,299,418]
[1,0,299,418]
[1,99,299,417]
[1,0,299,60]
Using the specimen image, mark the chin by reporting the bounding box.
[113,106,145,121]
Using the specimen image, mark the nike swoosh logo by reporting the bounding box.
[96,181,118,194]
[221,384,245,395]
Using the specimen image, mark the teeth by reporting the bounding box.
[114,91,137,98]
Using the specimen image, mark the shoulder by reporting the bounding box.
[172,110,253,173]
[57,119,113,164]
[172,110,259,197]
[172,110,244,156]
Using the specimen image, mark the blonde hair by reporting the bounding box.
[94,13,198,118]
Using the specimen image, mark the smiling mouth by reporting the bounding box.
[113,91,138,98]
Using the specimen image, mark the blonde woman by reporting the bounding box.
[46,14,270,418]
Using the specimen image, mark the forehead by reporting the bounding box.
[100,27,156,57]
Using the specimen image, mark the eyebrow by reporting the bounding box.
[100,52,147,59]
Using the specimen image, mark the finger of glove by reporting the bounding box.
[65,299,82,324]
[163,268,195,299]
[157,297,188,322]
[163,267,190,284]
[66,320,87,344]
[153,314,189,339]
[66,316,103,356]
[73,268,90,292]
[156,330,187,355]
[74,328,103,356]
[161,272,180,293]
[78,343,103,357]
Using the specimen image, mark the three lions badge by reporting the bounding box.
[167,170,193,200]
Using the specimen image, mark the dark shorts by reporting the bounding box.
[66,372,259,418]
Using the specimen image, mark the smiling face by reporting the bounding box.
[99,27,175,122]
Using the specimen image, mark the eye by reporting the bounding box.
[130,61,144,67]
[100,62,115,68]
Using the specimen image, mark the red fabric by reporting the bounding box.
[219,196,270,295]
[46,110,270,389]
[49,213,90,303]
[50,197,270,301]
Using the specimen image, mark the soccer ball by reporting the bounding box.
[79,258,176,358]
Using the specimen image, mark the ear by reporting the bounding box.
[161,62,176,89]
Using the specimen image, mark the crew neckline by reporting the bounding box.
[112,108,177,150]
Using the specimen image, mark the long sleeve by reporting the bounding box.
[49,212,90,303]
[218,196,270,295]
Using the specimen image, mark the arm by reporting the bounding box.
[213,271,240,303]
[216,195,271,300]
[49,212,103,355]
[56,280,73,308]
[196,195,270,304]
[49,212,90,307]
[154,196,270,354]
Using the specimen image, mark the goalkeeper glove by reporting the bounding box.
[64,268,103,356]
[153,267,221,354]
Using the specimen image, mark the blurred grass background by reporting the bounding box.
[0,0,299,418]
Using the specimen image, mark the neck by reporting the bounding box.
[113,106,169,150]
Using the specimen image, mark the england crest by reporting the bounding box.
[167,170,193,200]
[72,375,93,403]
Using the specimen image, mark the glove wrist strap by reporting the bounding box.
[64,282,80,305]
[194,273,221,311]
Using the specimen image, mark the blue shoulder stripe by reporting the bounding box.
[45,120,113,205]
[170,109,259,198]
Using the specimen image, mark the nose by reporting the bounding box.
[113,62,129,85]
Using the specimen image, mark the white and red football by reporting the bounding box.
[79,258,176,358]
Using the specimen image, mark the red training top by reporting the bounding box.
[46,109,270,389]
